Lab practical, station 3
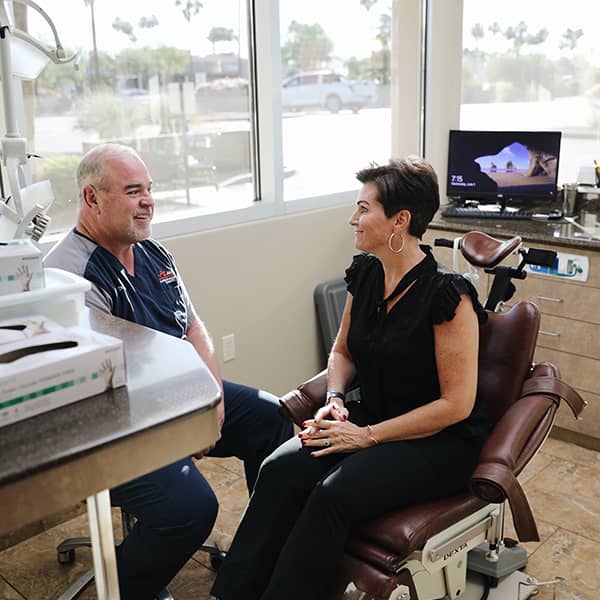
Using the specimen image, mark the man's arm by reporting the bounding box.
[185,319,225,431]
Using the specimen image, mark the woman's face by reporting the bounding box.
[349,182,395,255]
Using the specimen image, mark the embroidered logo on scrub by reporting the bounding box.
[159,269,177,284]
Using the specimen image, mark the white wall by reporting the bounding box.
[163,203,356,395]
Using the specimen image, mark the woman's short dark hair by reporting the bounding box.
[355,157,440,238]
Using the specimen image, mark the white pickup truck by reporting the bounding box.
[281,71,376,113]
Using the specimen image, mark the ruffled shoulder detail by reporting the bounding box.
[431,273,488,325]
[344,253,377,295]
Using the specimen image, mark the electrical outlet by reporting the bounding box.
[222,333,235,362]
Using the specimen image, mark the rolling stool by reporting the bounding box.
[56,510,227,599]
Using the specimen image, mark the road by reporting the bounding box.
[33,99,599,227]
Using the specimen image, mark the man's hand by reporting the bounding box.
[192,397,224,458]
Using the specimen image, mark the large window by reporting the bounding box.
[22,0,254,234]
[460,0,600,185]
[279,0,392,201]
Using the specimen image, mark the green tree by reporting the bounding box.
[471,23,484,43]
[114,46,190,87]
[360,0,379,10]
[175,0,203,23]
[207,27,235,54]
[112,17,137,43]
[560,28,584,51]
[281,22,334,74]
[76,92,149,138]
[503,22,548,56]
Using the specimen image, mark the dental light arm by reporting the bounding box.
[0,0,78,241]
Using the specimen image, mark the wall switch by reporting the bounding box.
[222,333,235,362]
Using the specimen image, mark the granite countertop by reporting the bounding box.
[430,212,600,252]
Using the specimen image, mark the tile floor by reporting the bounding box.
[0,437,599,600]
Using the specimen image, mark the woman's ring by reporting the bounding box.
[323,440,331,447]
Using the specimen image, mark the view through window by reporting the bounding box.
[279,0,392,201]
[461,0,600,185]
[21,0,253,234]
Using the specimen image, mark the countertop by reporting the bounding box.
[430,211,600,252]
[0,308,221,488]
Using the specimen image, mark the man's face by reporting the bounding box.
[93,154,154,245]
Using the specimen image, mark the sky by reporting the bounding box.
[28,1,389,62]
[475,143,529,171]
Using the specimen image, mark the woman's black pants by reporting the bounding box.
[211,426,483,600]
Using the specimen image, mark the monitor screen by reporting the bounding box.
[446,130,562,205]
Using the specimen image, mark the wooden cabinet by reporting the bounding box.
[425,227,599,450]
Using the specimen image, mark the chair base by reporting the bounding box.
[342,570,539,600]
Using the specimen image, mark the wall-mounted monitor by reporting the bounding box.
[446,130,562,206]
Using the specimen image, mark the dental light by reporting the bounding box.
[0,0,78,241]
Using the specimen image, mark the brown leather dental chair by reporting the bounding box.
[280,301,585,600]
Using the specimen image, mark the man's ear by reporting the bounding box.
[82,185,98,209]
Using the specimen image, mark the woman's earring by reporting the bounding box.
[388,232,405,254]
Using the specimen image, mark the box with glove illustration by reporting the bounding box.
[0,238,45,296]
[0,315,126,427]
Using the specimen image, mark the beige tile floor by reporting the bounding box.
[0,437,599,600]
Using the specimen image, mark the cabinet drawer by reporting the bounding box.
[511,276,600,325]
[534,347,600,396]
[554,388,600,440]
[536,314,600,360]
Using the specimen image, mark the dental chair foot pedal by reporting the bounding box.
[467,541,528,578]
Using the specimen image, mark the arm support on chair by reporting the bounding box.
[279,370,327,427]
[470,362,586,542]
[279,370,361,427]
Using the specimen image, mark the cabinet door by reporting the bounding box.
[510,275,600,325]
[535,314,600,360]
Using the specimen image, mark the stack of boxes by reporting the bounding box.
[0,240,126,427]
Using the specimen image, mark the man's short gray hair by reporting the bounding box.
[76,143,141,202]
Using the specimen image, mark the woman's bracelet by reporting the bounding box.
[366,424,379,446]
[326,391,346,404]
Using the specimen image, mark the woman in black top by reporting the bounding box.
[211,157,490,600]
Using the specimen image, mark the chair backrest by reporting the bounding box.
[478,301,540,425]
[314,278,347,356]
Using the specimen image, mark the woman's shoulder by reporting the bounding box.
[430,270,487,325]
[344,253,379,293]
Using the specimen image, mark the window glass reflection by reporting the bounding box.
[461,1,600,184]
[279,0,392,201]
[23,0,254,234]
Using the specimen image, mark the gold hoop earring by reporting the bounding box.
[388,232,405,254]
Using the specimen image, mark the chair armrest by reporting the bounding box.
[279,370,328,427]
[279,370,362,427]
[470,362,586,542]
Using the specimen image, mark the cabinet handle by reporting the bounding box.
[539,330,561,337]
[534,295,563,303]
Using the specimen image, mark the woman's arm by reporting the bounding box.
[309,293,357,425]
[303,294,479,455]
[327,292,358,396]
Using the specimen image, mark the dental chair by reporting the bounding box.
[280,301,585,599]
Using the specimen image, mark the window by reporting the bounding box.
[279,0,392,201]
[460,0,600,184]
[21,0,255,235]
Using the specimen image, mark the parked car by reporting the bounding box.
[281,71,375,113]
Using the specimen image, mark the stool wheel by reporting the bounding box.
[57,548,75,565]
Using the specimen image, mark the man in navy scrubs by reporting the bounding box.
[45,143,292,599]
